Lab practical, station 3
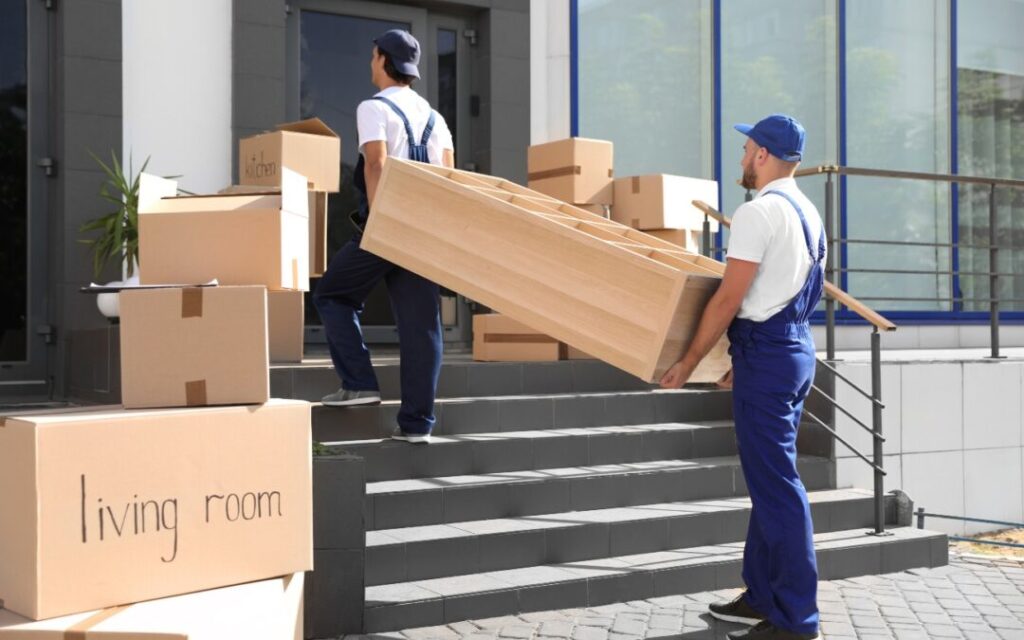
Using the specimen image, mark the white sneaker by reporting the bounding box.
[320,388,382,407]
[390,427,431,444]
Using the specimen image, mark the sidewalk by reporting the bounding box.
[344,553,1024,640]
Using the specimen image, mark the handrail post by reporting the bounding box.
[916,507,925,529]
[989,183,1002,359]
[871,327,886,535]
[702,214,711,258]
[825,171,836,361]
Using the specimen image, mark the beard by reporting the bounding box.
[740,163,757,190]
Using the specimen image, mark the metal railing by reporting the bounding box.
[916,509,1024,549]
[694,165,1024,537]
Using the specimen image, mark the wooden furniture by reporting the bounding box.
[362,159,730,383]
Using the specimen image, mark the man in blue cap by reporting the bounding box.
[661,114,823,640]
[314,29,454,444]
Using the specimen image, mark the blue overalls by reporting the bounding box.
[313,96,443,436]
[727,189,825,635]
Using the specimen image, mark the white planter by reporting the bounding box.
[95,272,140,319]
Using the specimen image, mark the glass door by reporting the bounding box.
[287,0,472,345]
[0,0,51,396]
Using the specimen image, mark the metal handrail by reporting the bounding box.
[916,509,1024,549]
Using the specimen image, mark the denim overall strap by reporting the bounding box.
[372,96,433,163]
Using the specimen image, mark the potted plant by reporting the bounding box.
[79,151,149,318]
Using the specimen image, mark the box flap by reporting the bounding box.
[144,193,283,214]
[138,174,178,212]
[277,117,339,139]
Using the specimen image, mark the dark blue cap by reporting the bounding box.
[374,29,421,79]
[734,114,806,162]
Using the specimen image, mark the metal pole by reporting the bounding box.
[916,507,925,530]
[702,215,711,258]
[989,183,1001,359]
[825,172,836,361]
[871,328,885,535]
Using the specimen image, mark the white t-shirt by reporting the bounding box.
[726,177,827,322]
[356,85,453,164]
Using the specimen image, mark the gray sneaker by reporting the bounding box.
[389,427,431,444]
[321,388,381,407]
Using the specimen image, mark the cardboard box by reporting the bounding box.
[119,286,270,409]
[309,191,328,278]
[611,174,720,231]
[0,573,304,639]
[527,137,613,205]
[363,160,731,383]
[218,186,330,281]
[268,290,304,363]
[139,169,309,291]
[473,314,560,362]
[0,400,313,620]
[646,228,705,253]
[575,203,609,218]
[239,118,341,193]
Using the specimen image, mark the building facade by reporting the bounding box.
[2,0,1024,400]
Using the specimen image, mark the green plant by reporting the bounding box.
[79,150,149,279]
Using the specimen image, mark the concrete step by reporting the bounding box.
[362,525,948,632]
[364,455,833,531]
[273,358,658,403]
[334,422,737,483]
[312,388,733,442]
[365,489,894,586]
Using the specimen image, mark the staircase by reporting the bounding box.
[276,354,947,635]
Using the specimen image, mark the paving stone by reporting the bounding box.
[497,625,535,639]
[404,625,463,640]
[645,614,681,631]
[984,615,1024,629]
[520,612,571,624]
[851,614,889,629]
[571,627,607,640]
[449,622,484,635]
[537,621,574,638]
[609,618,645,636]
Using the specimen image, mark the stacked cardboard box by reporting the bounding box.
[0,119,341,637]
[528,138,613,215]
[472,314,593,362]
[611,174,720,253]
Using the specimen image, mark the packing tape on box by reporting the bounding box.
[64,604,130,639]
[484,334,560,344]
[180,288,204,318]
[527,165,581,182]
[185,379,208,406]
[632,176,641,194]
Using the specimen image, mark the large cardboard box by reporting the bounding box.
[362,160,731,383]
[239,118,341,192]
[527,137,613,205]
[611,174,720,231]
[139,169,309,291]
[647,228,705,253]
[268,290,304,363]
[218,185,330,281]
[0,400,313,620]
[119,286,270,409]
[473,314,560,362]
[0,573,304,639]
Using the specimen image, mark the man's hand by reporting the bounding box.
[660,357,697,389]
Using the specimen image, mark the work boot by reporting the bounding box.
[320,388,381,407]
[727,620,819,640]
[709,592,766,625]
[389,426,431,444]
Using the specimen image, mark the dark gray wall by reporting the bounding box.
[55,0,124,401]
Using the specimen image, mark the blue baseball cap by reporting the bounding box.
[734,114,806,162]
[374,29,421,79]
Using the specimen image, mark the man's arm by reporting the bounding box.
[659,258,759,388]
[363,141,388,208]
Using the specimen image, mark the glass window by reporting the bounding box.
[0,0,27,362]
[845,0,951,311]
[720,0,838,225]
[577,0,713,179]
[958,0,1024,311]
[437,28,457,150]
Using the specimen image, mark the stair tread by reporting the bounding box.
[366,488,874,546]
[366,454,789,495]
[365,525,943,605]
[313,387,721,407]
[330,420,734,448]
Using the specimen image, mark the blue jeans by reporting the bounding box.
[313,234,442,435]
